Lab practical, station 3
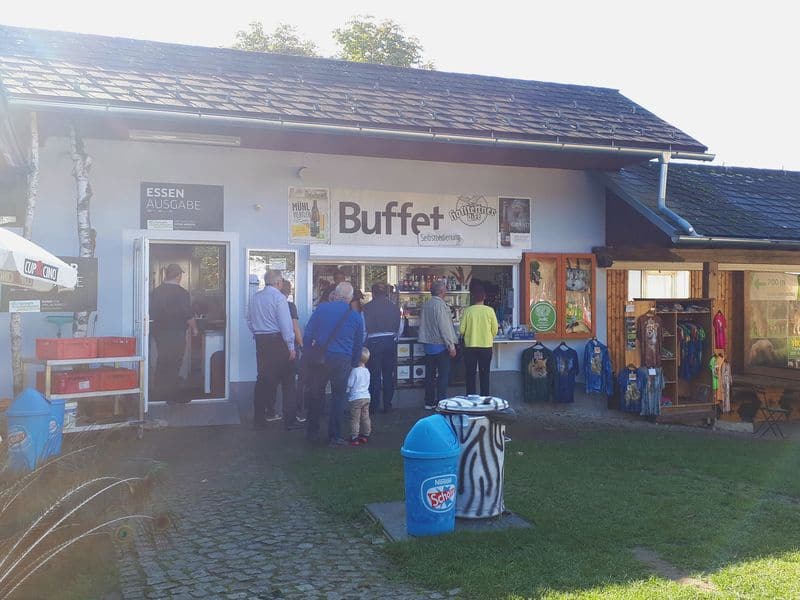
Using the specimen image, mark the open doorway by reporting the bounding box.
[148,242,227,403]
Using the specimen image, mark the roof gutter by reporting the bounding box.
[9,98,715,161]
[673,235,800,249]
[657,152,700,236]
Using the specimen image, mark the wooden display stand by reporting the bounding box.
[23,356,145,438]
[628,298,715,424]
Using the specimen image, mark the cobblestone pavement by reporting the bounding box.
[116,429,451,600]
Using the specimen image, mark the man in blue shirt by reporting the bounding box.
[246,269,301,430]
[303,282,364,446]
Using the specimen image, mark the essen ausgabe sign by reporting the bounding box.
[140,183,224,231]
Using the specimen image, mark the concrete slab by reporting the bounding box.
[146,400,241,427]
[365,500,533,542]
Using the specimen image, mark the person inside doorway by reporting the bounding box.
[150,263,198,403]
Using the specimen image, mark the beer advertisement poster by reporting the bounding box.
[498,197,531,247]
[288,187,329,244]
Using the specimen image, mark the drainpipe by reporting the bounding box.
[657,152,699,236]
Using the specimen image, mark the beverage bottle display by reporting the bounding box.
[310,199,320,238]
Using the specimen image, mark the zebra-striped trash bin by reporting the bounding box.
[437,395,516,519]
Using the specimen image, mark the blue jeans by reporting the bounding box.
[425,350,451,407]
[306,353,351,442]
[366,336,397,412]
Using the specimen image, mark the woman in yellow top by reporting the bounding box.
[460,283,498,396]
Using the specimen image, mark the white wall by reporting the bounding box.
[0,136,607,398]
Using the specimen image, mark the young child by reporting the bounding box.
[346,347,372,446]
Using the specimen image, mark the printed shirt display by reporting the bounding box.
[709,354,732,413]
[713,311,727,349]
[553,344,579,403]
[617,366,644,413]
[521,344,554,403]
[640,367,665,417]
[583,339,613,395]
[637,313,664,367]
[678,322,706,380]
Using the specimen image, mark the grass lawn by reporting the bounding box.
[283,425,800,599]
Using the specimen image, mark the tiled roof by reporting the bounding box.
[0,24,707,153]
[603,163,800,240]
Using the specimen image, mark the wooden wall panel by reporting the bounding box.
[606,269,628,373]
[690,271,703,297]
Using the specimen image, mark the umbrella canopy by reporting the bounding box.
[0,228,77,291]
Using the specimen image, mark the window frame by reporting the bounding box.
[521,252,597,339]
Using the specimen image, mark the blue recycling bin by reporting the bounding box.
[401,414,461,537]
[44,398,66,458]
[5,388,51,472]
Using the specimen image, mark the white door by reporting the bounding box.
[132,236,150,412]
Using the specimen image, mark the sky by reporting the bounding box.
[3,0,799,170]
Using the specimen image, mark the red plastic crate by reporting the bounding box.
[97,368,138,391]
[95,337,137,358]
[36,370,100,394]
[36,337,98,360]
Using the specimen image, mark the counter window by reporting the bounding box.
[744,271,800,380]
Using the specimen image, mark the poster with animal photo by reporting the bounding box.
[498,197,531,248]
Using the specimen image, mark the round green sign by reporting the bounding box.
[530,301,557,333]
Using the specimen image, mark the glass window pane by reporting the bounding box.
[745,272,800,372]
[565,256,592,335]
[627,270,642,300]
[527,256,558,335]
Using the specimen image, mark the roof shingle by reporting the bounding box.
[0,24,707,153]
[604,163,800,240]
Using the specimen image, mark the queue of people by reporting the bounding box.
[246,270,500,447]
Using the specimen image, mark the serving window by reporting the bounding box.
[521,252,596,339]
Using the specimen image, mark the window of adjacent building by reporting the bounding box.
[627,270,690,300]
[744,271,800,379]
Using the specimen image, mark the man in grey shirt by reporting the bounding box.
[418,279,458,409]
[246,269,301,430]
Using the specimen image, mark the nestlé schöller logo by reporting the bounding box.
[449,195,497,227]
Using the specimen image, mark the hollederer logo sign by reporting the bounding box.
[331,189,500,248]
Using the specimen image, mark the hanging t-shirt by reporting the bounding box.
[583,339,613,396]
[617,366,643,413]
[640,367,664,417]
[521,344,554,403]
[637,313,664,367]
[713,311,727,350]
[553,344,579,403]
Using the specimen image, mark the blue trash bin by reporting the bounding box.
[401,414,461,537]
[44,398,66,459]
[5,388,51,472]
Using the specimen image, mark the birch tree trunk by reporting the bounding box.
[10,112,39,396]
[69,124,94,338]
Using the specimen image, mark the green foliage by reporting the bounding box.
[233,22,319,57]
[333,15,433,69]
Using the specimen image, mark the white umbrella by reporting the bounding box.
[0,228,78,291]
